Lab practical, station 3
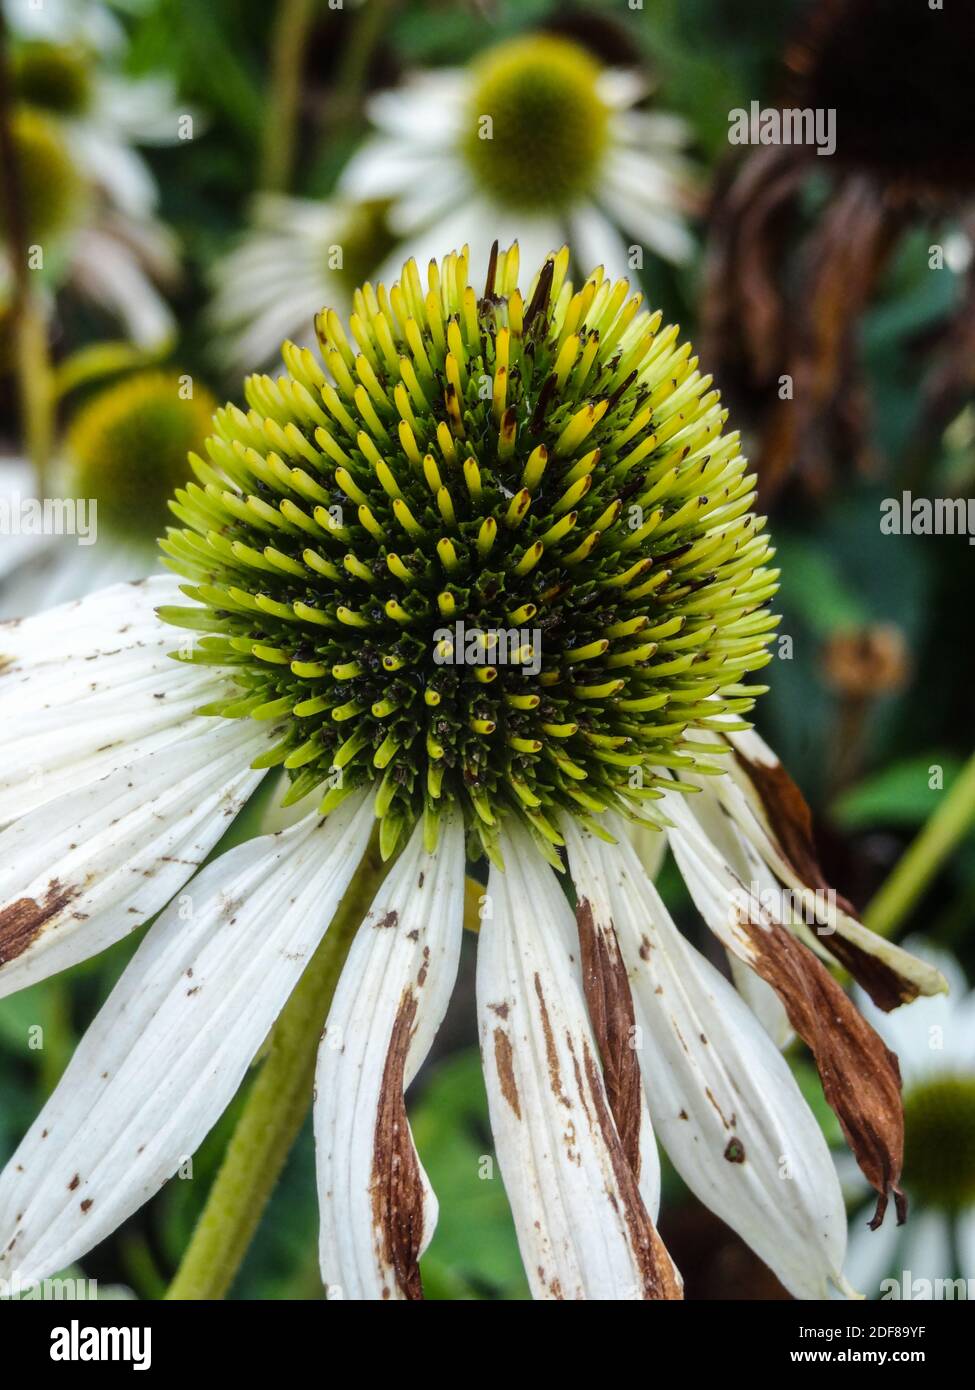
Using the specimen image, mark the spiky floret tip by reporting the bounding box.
[159,243,779,863]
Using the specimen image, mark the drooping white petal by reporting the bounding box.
[563,813,849,1299]
[364,73,466,143]
[0,640,233,827]
[477,824,680,1300]
[714,726,948,1003]
[316,811,465,1300]
[662,784,910,1230]
[656,776,794,1047]
[0,715,269,997]
[0,791,375,1284]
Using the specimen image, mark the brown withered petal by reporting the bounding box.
[702,0,975,497]
[738,914,907,1231]
[371,990,425,1300]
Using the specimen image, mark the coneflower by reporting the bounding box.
[0,244,945,1300]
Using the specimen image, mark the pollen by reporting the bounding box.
[159,244,779,862]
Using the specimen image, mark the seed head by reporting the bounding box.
[161,245,778,862]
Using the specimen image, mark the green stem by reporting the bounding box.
[331,0,396,128]
[165,830,390,1300]
[260,0,316,194]
[865,750,975,939]
[16,293,55,495]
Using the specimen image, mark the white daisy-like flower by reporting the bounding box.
[0,372,217,616]
[340,33,698,285]
[208,196,395,374]
[2,22,191,347]
[841,942,975,1299]
[0,245,944,1301]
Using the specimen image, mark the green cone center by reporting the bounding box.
[69,372,217,540]
[13,42,93,116]
[462,37,610,212]
[902,1074,975,1210]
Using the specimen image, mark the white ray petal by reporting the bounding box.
[567,202,633,283]
[316,811,465,1300]
[339,139,457,202]
[0,716,269,997]
[564,814,849,1299]
[0,574,180,668]
[957,1208,975,1283]
[900,1209,952,1289]
[478,824,680,1300]
[0,792,375,1284]
[364,74,466,142]
[68,227,175,349]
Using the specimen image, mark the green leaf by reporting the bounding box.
[832,756,963,829]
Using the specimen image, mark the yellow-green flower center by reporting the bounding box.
[67,372,217,539]
[902,1074,975,1210]
[158,244,777,863]
[12,42,92,116]
[0,108,82,245]
[462,37,610,212]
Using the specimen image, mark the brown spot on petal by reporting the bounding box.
[371,988,425,1300]
[533,972,568,1108]
[0,880,79,966]
[576,898,643,1179]
[739,914,906,1228]
[581,1041,682,1300]
[493,1027,521,1120]
[733,746,920,1010]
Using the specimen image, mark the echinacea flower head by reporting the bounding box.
[0,246,947,1302]
[183,241,773,861]
[341,34,698,283]
[843,945,975,1295]
[68,371,217,539]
